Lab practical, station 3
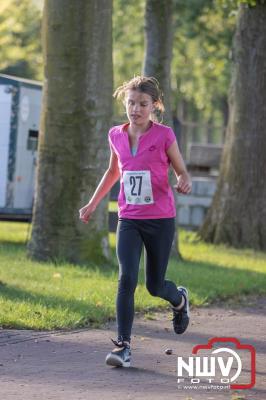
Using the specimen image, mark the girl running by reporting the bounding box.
[79,76,192,368]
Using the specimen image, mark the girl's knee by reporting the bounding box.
[118,273,137,293]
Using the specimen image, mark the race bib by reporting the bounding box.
[123,170,154,205]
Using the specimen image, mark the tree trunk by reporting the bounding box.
[143,0,173,127]
[221,96,229,142]
[143,0,181,258]
[27,0,113,264]
[200,3,266,251]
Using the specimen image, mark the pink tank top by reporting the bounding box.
[108,121,176,219]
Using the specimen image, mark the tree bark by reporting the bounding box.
[143,0,173,127]
[143,0,182,258]
[27,0,113,264]
[199,3,266,251]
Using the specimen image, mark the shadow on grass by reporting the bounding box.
[0,281,117,330]
[164,257,266,307]
[0,257,266,330]
[0,241,119,276]
[0,241,26,251]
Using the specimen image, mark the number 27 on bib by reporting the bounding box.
[123,170,154,205]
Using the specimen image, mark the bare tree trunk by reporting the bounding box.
[221,96,229,142]
[143,0,173,126]
[143,0,181,258]
[27,0,113,264]
[200,3,266,251]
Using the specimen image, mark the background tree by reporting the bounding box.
[171,0,236,152]
[27,0,113,264]
[112,0,145,120]
[0,0,235,147]
[143,0,174,126]
[142,0,183,258]
[199,2,266,251]
[113,0,237,154]
[0,0,42,80]
[0,0,237,147]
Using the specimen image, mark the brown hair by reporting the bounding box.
[113,76,165,118]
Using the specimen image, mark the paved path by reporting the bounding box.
[0,298,265,400]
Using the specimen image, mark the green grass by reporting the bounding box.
[0,221,265,330]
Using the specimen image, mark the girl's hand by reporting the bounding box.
[79,203,96,224]
[174,172,192,195]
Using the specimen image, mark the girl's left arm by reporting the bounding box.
[166,141,192,195]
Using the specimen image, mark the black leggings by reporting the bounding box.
[115,217,183,343]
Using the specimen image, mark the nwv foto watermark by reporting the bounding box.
[176,337,256,390]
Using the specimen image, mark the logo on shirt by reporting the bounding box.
[144,196,151,203]
[149,145,156,151]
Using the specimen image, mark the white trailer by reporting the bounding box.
[0,74,42,221]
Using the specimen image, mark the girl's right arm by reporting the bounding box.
[79,147,120,224]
